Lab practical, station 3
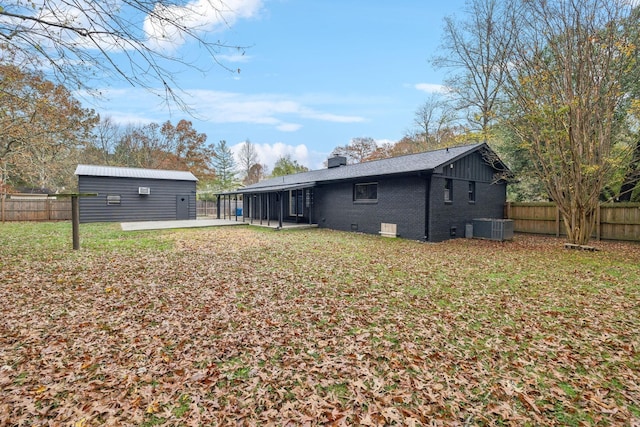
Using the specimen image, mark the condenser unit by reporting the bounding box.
[472,218,514,241]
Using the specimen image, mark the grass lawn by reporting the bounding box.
[1,222,639,426]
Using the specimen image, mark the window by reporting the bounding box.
[444,179,453,203]
[468,181,476,203]
[106,195,121,205]
[289,189,303,216]
[354,183,378,202]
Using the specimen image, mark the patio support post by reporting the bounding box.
[250,195,254,224]
[279,191,283,229]
[308,189,312,225]
[267,193,271,226]
[216,195,220,219]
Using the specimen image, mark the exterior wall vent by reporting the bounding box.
[380,223,397,238]
[138,187,151,195]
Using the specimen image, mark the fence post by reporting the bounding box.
[72,195,80,250]
[596,204,601,241]
[555,205,560,238]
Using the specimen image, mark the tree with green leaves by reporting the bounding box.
[615,6,640,202]
[271,155,309,177]
[503,0,637,244]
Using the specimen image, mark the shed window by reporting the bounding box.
[468,181,476,203]
[354,183,378,202]
[444,179,453,203]
[106,195,121,205]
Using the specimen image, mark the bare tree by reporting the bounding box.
[0,0,252,106]
[413,94,458,149]
[330,137,378,164]
[433,0,516,139]
[504,0,637,245]
[82,117,123,166]
[238,139,259,184]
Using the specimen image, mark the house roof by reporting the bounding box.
[75,165,198,181]
[232,143,503,194]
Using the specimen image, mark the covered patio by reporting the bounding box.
[216,182,317,229]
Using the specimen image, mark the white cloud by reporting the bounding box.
[144,0,263,51]
[414,83,450,94]
[190,90,366,131]
[230,141,329,171]
[276,123,303,132]
[217,53,253,63]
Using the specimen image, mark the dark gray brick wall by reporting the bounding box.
[428,176,506,242]
[314,175,428,241]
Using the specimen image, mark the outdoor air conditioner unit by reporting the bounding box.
[472,218,514,241]
[138,187,151,195]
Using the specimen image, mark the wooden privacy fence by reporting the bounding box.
[1,197,221,222]
[506,202,640,242]
[1,197,72,222]
[196,200,218,217]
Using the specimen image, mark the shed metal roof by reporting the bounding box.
[234,143,500,194]
[75,165,198,181]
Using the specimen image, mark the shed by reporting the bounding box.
[75,165,198,223]
[218,143,511,242]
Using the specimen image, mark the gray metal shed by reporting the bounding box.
[75,165,198,223]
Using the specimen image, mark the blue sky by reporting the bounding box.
[97,0,467,170]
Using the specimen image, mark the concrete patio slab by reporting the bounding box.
[120,218,244,231]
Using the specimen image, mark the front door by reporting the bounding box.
[176,195,189,220]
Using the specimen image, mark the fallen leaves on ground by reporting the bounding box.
[1,225,639,425]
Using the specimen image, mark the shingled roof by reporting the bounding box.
[75,165,198,182]
[233,143,502,194]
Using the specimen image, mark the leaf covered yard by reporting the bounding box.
[1,224,639,426]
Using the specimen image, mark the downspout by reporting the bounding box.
[424,174,431,241]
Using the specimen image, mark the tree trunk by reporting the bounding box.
[559,203,597,246]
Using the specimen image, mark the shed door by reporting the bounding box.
[176,195,190,220]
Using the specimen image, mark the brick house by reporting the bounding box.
[218,143,510,242]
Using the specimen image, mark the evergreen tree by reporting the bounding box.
[211,140,238,192]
